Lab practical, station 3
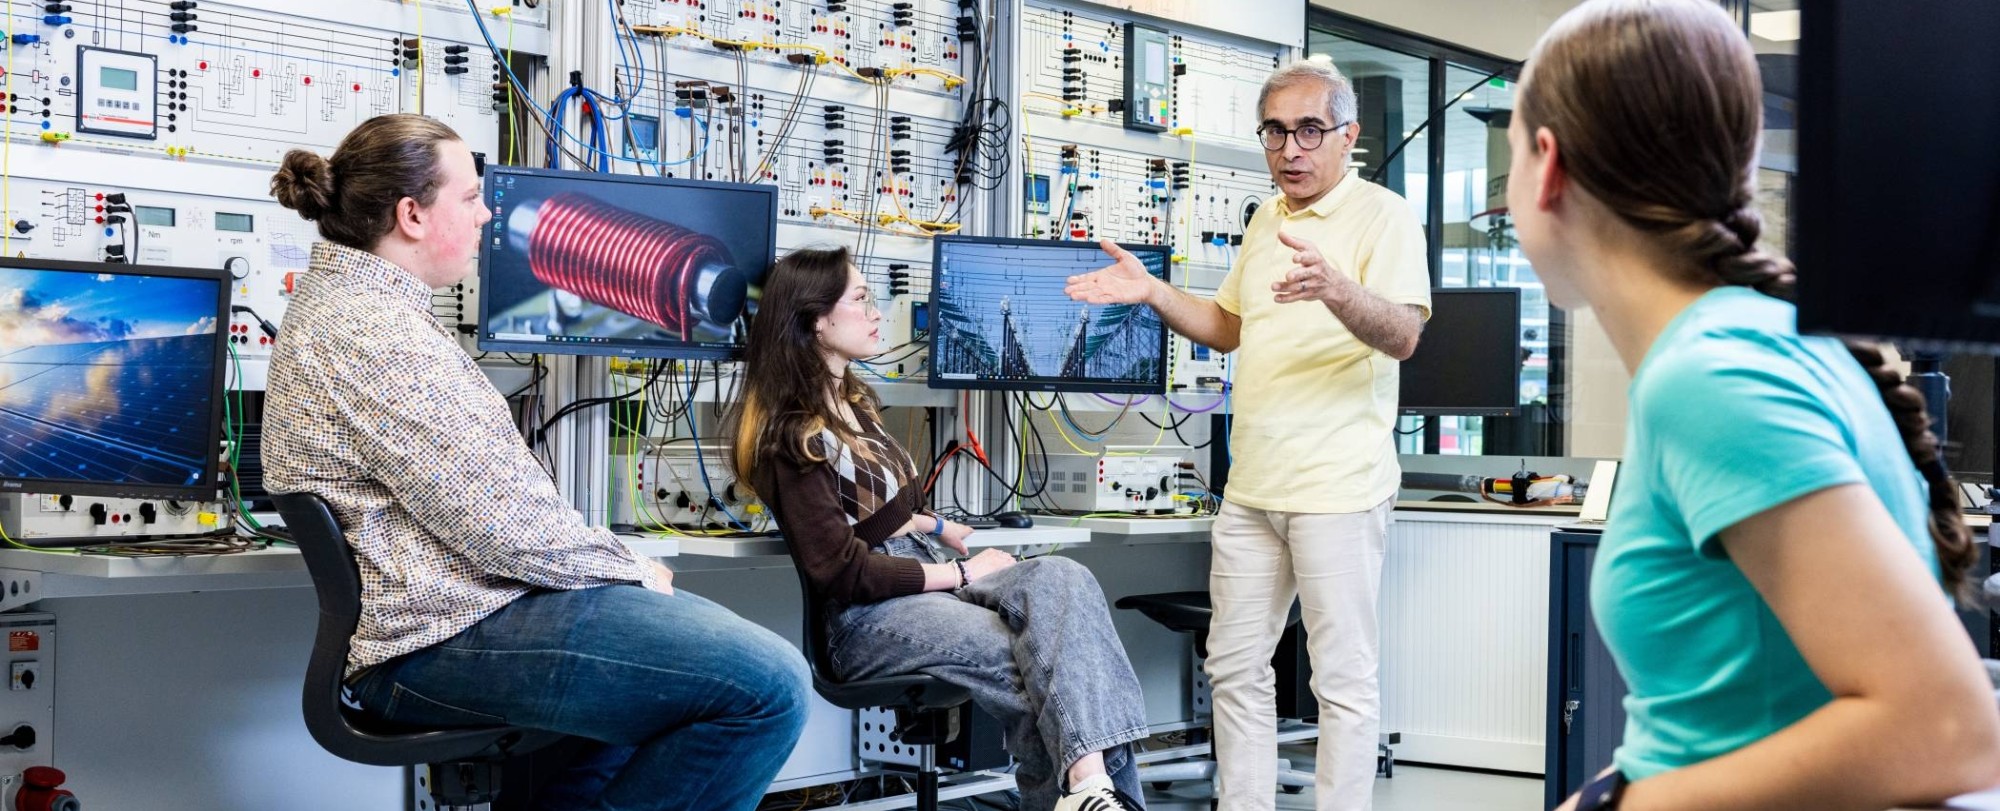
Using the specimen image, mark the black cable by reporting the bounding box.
[926,443,999,517]
[646,361,695,425]
[534,360,667,445]
[1054,393,1128,437]
[1368,64,1517,186]
[864,341,927,366]
[992,394,1051,501]
[1141,408,1210,449]
[926,435,1050,515]
[1394,415,1432,436]
[231,305,282,339]
[503,358,549,399]
[708,360,741,424]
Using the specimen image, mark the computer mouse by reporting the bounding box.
[993,511,1034,529]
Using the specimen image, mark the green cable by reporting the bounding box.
[224,343,268,532]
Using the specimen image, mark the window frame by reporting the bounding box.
[1307,9,1563,456]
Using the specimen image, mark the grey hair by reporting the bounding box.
[1257,55,1358,127]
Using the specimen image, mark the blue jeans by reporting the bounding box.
[349,585,810,811]
[828,536,1149,811]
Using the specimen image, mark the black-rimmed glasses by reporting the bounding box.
[1256,121,1351,152]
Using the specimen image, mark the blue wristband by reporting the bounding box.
[1577,770,1627,811]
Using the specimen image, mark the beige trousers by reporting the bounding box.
[1206,497,1392,811]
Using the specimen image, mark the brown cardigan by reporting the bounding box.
[753,422,930,605]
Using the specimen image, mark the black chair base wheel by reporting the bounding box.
[1151,781,1176,792]
[1281,784,1307,795]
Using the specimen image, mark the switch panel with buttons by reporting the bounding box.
[76,46,159,139]
[0,613,56,794]
[1,494,227,546]
[609,444,765,530]
[1039,446,1192,514]
[10,662,37,692]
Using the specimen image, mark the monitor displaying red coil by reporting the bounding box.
[477,166,776,361]
[515,193,747,339]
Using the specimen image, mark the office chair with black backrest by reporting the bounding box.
[784,535,973,811]
[274,492,566,811]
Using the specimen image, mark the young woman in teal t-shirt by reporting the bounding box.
[1506,2,2000,810]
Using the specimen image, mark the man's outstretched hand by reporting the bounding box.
[1065,238,1159,306]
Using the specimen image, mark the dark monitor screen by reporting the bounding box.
[477,166,778,360]
[1796,0,2000,351]
[0,258,228,500]
[929,236,1169,395]
[1399,288,1522,416]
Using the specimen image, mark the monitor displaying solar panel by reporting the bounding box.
[1399,288,1522,415]
[477,166,778,360]
[0,257,229,500]
[929,236,1169,395]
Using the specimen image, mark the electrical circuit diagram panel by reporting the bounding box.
[1022,141,1271,288]
[5,1,505,166]
[1019,3,1279,149]
[0,0,515,385]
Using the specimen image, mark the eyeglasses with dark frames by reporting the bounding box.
[1255,120,1352,152]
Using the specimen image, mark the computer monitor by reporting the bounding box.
[1399,288,1522,416]
[0,258,229,500]
[1796,0,2000,352]
[929,236,1170,395]
[477,166,778,360]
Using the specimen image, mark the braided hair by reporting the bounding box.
[1517,0,1976,603]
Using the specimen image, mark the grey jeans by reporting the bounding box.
[827,535,1149,811]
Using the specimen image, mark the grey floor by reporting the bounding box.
[1144,745,1546,811]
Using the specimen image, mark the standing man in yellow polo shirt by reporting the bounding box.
[1066,56,1430,811]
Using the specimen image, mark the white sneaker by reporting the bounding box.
[1053,774,1143,811]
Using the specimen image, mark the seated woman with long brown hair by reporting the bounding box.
[730,246,1149,811]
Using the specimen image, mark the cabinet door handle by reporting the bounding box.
[1562,699,1580,734]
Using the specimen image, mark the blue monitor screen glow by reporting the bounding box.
[0,258,228,501]
[477,166,778,360]
[929,236,1169,395]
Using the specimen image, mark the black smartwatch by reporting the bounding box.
[1576,769,1628,811]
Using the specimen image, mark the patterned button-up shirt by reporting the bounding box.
[265,242,667,676]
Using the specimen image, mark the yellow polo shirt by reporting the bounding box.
[1214,170,1430,514]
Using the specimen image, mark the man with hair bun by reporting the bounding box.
[264,113,809,811]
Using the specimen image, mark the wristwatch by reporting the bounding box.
[1576,769,1628,811]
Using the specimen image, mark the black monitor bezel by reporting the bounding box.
[927,235,1172,396]
[0,256,230,501]
[1398,287,1523,417]
[1794,0,2000,352]
[475,165,778,361]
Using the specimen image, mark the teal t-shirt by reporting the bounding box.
[1593,285,1938,780]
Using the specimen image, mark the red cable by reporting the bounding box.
[924,445,975,495]
[960,392,988,466]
